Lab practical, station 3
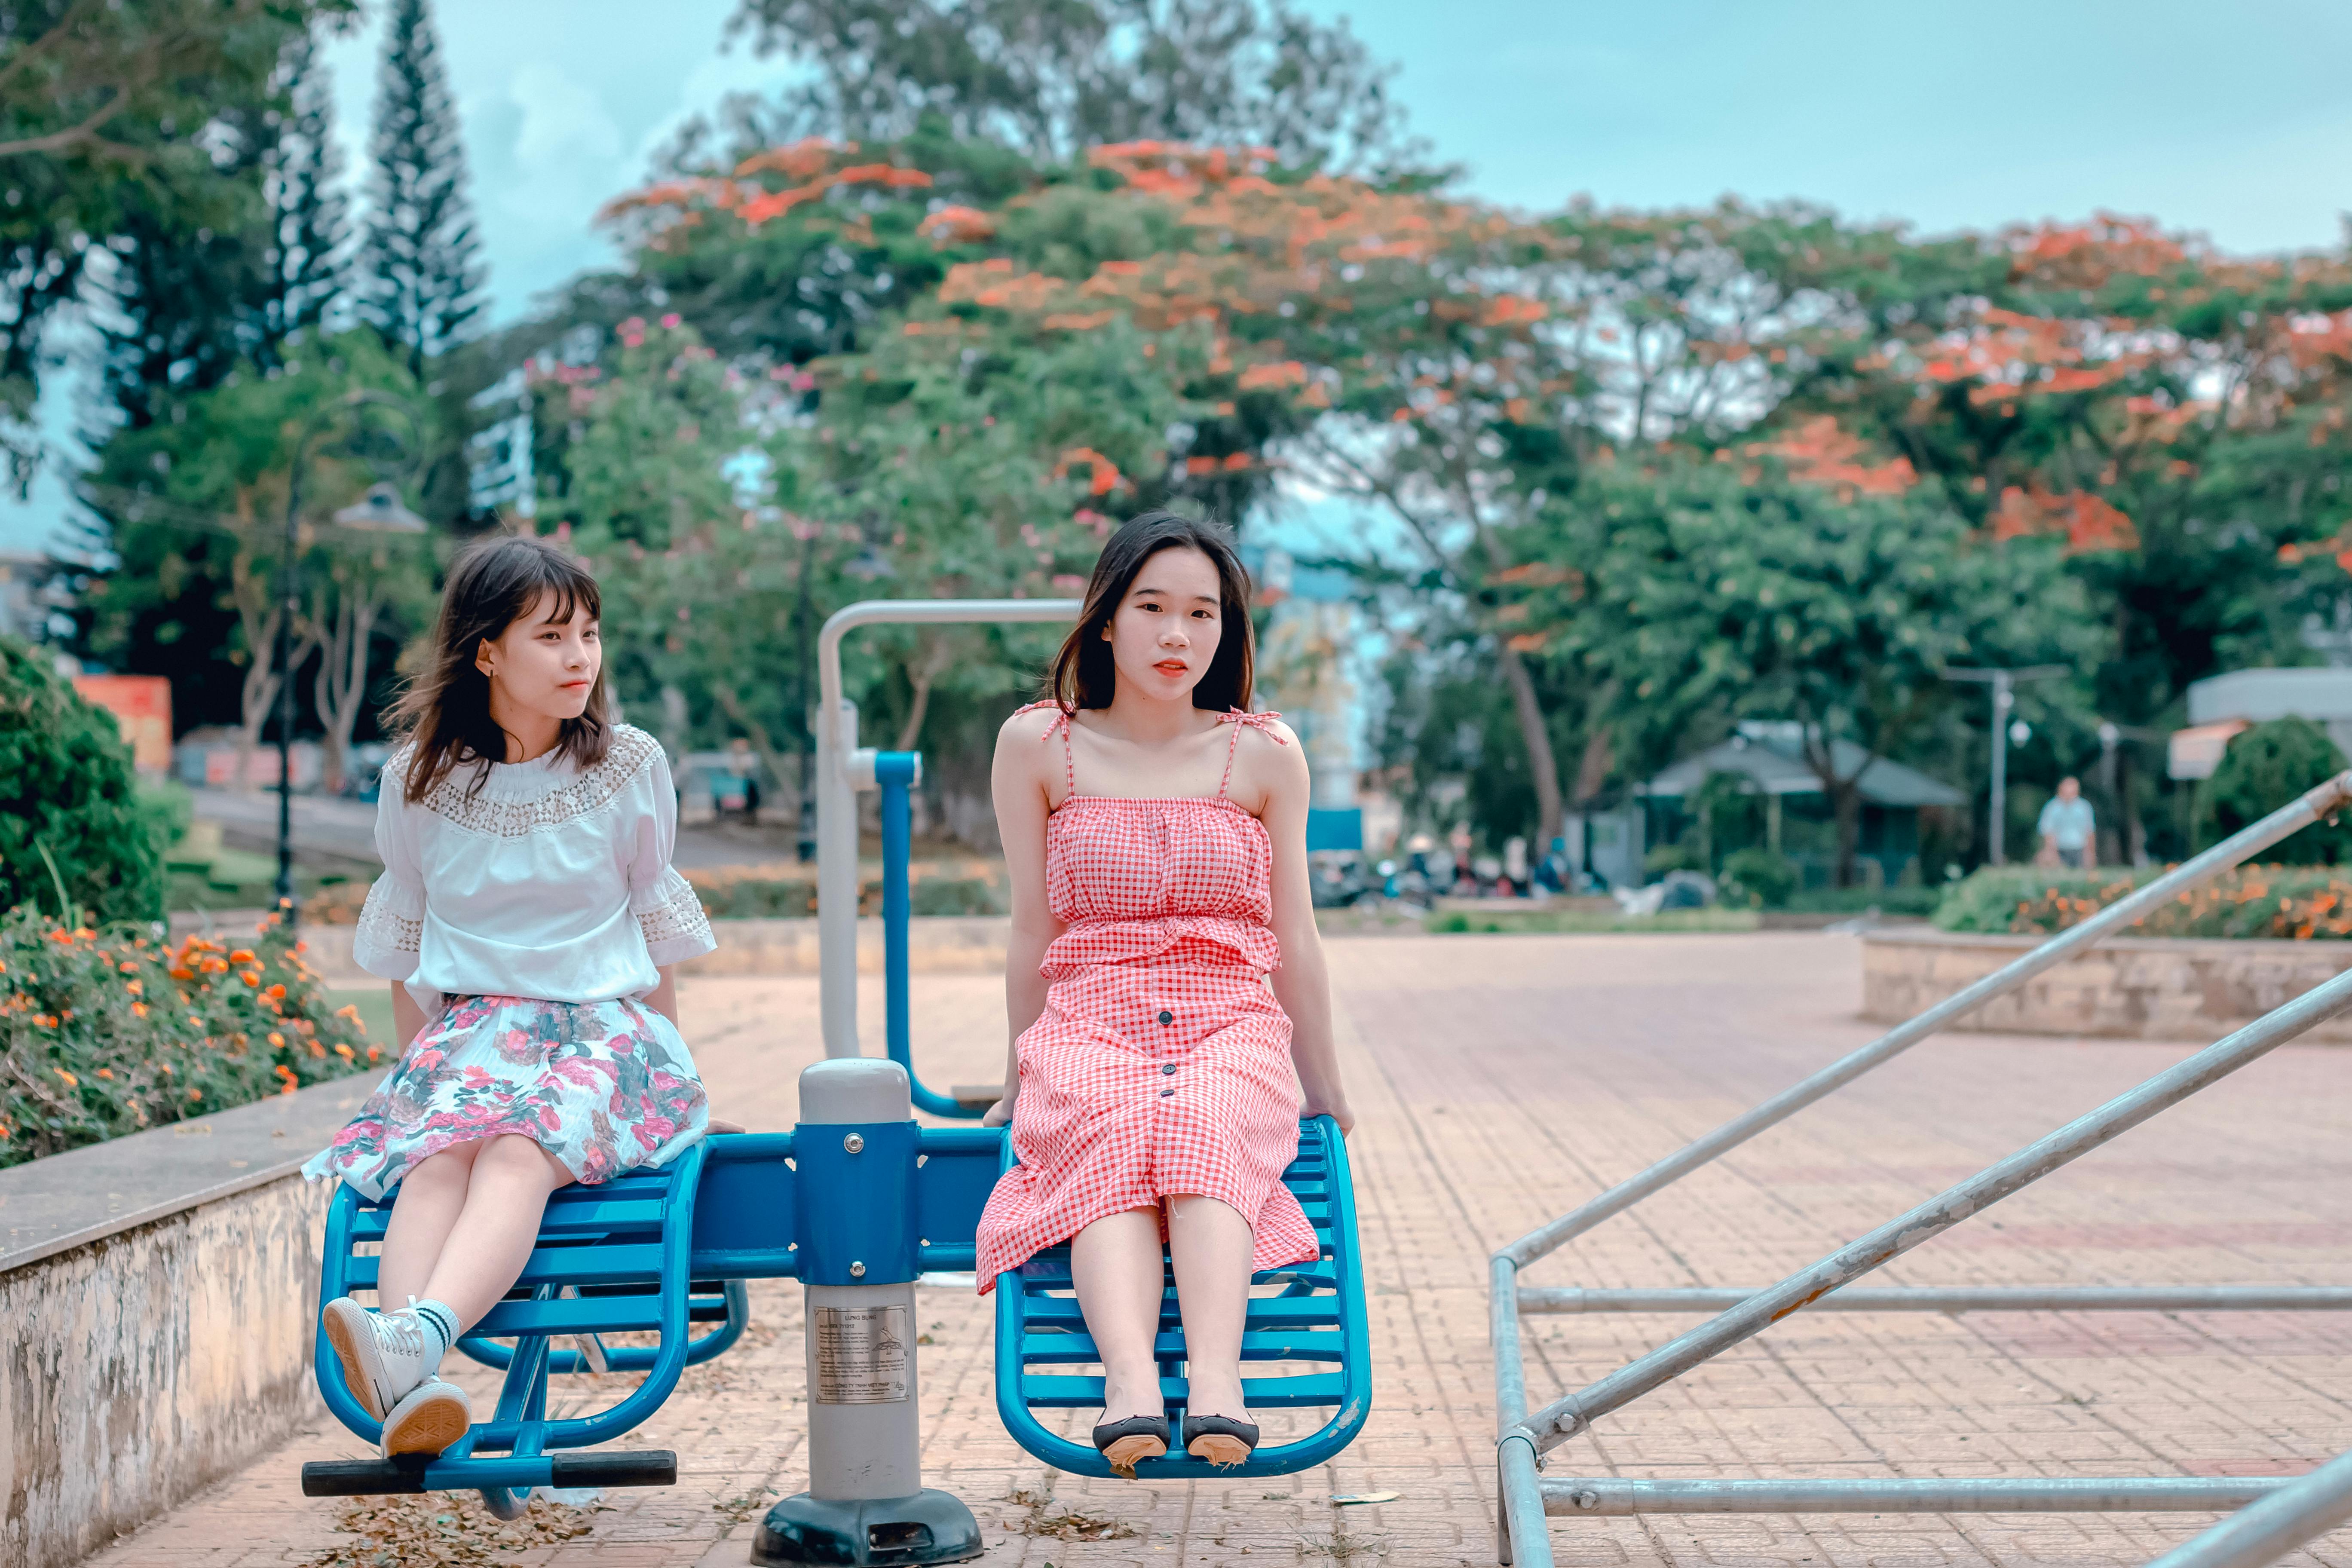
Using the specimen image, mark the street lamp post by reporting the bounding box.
[1945,665,2067,866]
[273,392,428,928]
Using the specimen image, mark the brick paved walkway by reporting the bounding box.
[80,934,2352,1567]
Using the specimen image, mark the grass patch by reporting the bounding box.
[327,984,397,1049]
[1427,907,1763,935]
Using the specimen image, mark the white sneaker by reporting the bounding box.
[321,1297,434,1420]
[380,1378,472,1458]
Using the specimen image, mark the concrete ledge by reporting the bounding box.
[0,1079,366,1568]
[1862,927,2352,1041]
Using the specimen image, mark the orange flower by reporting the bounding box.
[54,1067,76,1087]
[125,978,142,997]
[267,1032,285,1048]
[96,1067,113,1080]
[228,949,256,965]
[188,1087,202,1101]
[169,967,194,981]
[240,971,263,988]
[132,1002,148,1018]
[366,1045,381,1063]
[265,983,286,1001]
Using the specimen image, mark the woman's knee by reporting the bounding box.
[477,1134,572,1188]
[401,1145,478,1193]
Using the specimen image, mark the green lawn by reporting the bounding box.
[1427,907,1764,935]
[326,984,398,1054]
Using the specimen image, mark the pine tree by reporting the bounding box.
[360,0,483,377]
[264,34,349,353]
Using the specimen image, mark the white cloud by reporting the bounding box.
[509,61,622,170]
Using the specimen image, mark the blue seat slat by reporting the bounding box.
[1016,1258,1341,1292]
[1019,1294,1342,1332]
[1020,1328,1347,1364]
[472,1293,667,1337]
[1020,1372,1345,1409]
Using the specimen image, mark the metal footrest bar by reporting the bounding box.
[1522,1286,2352,1314]
[300,1450,678,1498]
[1542,1477,2293,1516]
[2147,1449,2352,1568]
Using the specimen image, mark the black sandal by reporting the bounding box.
[1181,1414,1260,1469]
[1091,1415,1170,1477]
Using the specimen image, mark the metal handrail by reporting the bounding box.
[1491,770,2352,1566]
[816,599,1080,1059]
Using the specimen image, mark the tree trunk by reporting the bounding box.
[1830,777,1863,887]
[711,684,801,832]
[895,637,953,753]
[1570,682,1619,805]
[1496,638,1564,850]
[310,576,382,797]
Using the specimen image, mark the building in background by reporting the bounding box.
[1247,545,1373,853]
[1640,723,1965,890]
[2169,668,2352,780]
[71,674,173,775]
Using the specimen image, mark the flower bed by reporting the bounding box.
[0,906,378,1168]
[1932,865,2352,940]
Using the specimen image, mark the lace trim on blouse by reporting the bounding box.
[401,725,664,839]
[352,877,424,968]
[636,867,717,962]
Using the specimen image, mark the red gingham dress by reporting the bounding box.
[974,704,1319,1294]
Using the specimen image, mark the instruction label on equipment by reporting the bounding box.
[813,1305,911,1404]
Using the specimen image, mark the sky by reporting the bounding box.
[9,0,2351,552]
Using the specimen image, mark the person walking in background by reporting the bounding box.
[726,735,762,823]
[2037,776,2097,869]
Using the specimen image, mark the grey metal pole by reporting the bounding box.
[1519,1285,2352,1314]
[2144,1447,2352,1568]
[1542,1477,2293,1516]
[755,1058,980,1565]
[1989,671,2011,865]
[815,600,1080,1059]
[1510,957,2352,1455]
[1495,771,2352,1273]
[1491,1255,1553,1568]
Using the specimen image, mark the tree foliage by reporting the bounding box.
[360,0,481,377]
[0,636,168,923]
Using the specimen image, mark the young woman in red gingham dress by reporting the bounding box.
[976,511,1354,1474]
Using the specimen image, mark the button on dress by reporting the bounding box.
[974,705,1319,1293]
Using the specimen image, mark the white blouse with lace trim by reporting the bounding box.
[351,723,716,1008]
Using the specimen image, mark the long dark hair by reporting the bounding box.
[390,534,611,802]
[1045,510,1256,714]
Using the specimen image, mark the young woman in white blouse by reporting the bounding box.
[303,535,718,1458]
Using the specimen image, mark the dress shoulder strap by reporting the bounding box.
[1012,700,1078,800]
[1216,708,1287,799]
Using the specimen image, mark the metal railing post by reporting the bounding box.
[815,599,1080,1059]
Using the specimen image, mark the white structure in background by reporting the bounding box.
[468,368,536,520]
[2169,668,2352,779]
[0,548,58,641]
[1250,546,1389,852]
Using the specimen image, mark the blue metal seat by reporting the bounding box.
[303,1139,757,1519]
[992,1115,1371,1479]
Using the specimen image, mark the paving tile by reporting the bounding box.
[71,934,2352,1566]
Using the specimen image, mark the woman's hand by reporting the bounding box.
[1302,1096,1355,1137]
[982,1093,1016,1129]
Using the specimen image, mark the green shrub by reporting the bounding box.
[1782,884,1942,917]
[0,908,378,1167]
[1644,842,1700,876]
[1720,848,1798,909]
[0,639,169,922]
[2201,717,2352,863]
[682,870,1006,919]
[1932,863,2352,939]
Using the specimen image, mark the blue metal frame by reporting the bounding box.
[312,1140,712,1504]
[877,750,986,1119]
[991,1115,1372,1479]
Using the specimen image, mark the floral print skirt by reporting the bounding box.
[300,994,709,1201]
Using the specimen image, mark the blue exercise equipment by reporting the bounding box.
[301,712,1370,1564]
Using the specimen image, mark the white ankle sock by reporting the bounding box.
[406,1297,459,1375]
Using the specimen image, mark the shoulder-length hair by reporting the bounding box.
[1044,510,1256,714]
[389,534,612,803]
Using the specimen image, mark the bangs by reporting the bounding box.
[523,557,602,629]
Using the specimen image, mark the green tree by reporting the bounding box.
[2201,717,2352,864]
[1525,450,2100,885]
[0,637,167,922]
[263,32,349,351]
[0,0,349,468]
[360,0,482,377]
[710,0,1413,172]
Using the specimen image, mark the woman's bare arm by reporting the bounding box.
[1256,725,1354,1134]
[984,711,1065,1128]
[391,982,429,1051]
